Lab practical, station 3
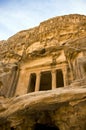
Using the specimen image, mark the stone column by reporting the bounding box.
[62,67,68,87]
[27,73,31,93]
[35,72,41,91]
[52,70,57,89]
[15,69,30,96]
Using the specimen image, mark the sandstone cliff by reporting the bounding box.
[0,14,86,64]
[0,14,86,130]
[0,86,86,130]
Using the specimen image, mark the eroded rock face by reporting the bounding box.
[0,14,86,63]
[0,87,86,130]
[0,14,86,130]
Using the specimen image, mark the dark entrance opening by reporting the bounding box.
[28,73,36,92]
[34,123,59,130]
[56,69,64,88]
[40,71,52,91]
[11,127,15,130]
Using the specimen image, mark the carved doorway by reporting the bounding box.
[11,127,15,130]
[28,73,36,92]
[34,123,60,130]
[40,71,52,91]
[56,69,64,87]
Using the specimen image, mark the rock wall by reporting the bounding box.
[0,14,86,130]
[0,14,86,64]
[0,87,86,130]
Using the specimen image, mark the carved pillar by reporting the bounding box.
[62,67,68,87]
[35,72,41,91]
[6,66,17,97]
[76,58,86,79]
[10,67,20,97]
[15,69,30,96]
[52,70,56,89]
[27,73,31,93]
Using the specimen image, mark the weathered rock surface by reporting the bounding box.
[0,86,86,130]
[0,14,86,130]
[0,14,86,64]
